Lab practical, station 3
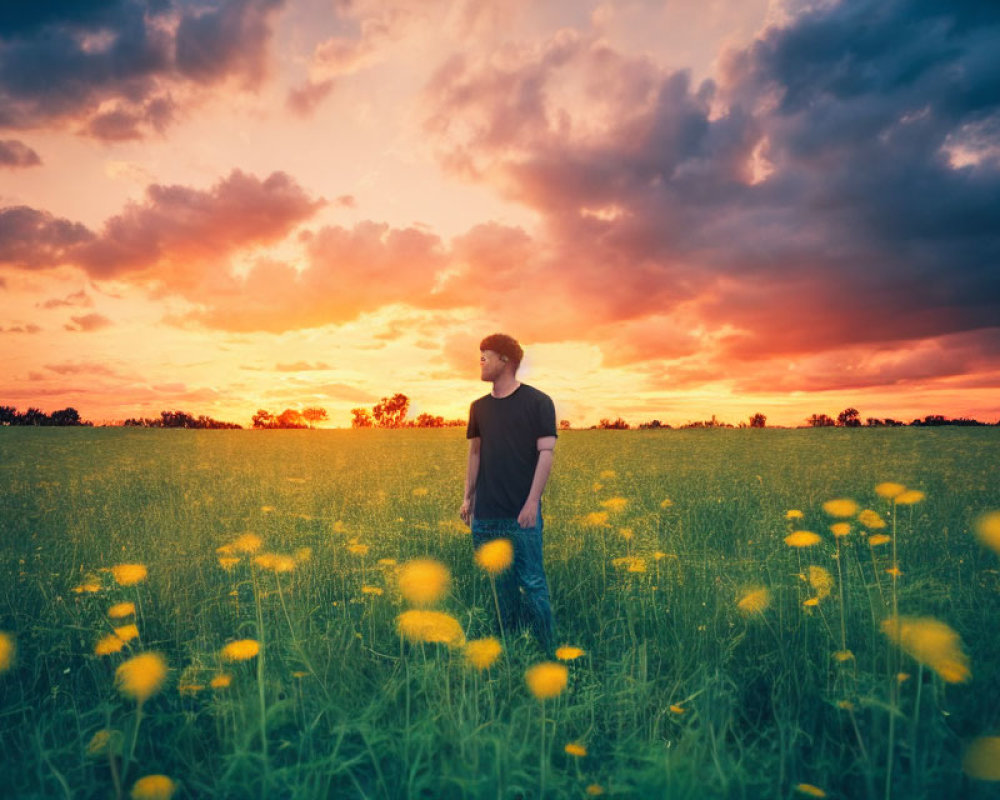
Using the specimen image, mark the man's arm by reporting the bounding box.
[459,436,481,525]
[517,435,556,528]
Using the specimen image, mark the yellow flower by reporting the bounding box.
[808,566,834,599]
[897,672,910,683]
[963,736,1000,781]
[475,539,514,576]
[618,527,634,541]
[95,634,125,656]
[221,639,260,662]
[857,509,886,529]
[232,533,263,554]
[347,543,370,556]
[837,700,855,711]
[73,581,102,594]
[112,564,148,587]
[361,585,384,596]
[875,482,906,499]
[794,784,826,798]
[894,489,925,505]
[210,673,232,689]
[397,558,451,607]
[833,650,854,662]
[86,728,122,757]
[785,531,821,548]
[975,511,1000,555]
[885,566,903,578]
[823,498,858,518]
[829,522,851,538]
[868,534,891,547]
[0,631,14,672]
[464,637,503,670]
[599,470,617,479]
[295,546,313,563]
[178,683,204,695]
[115,652,168,703]
[396,610,465,647]
[216,544,235,556]
[377,558,398,567]
[669,704,686,715]
[261,505,275,513]
[412,487,429,497]
[254,553,296,572]
[114,624,140,643]
[586,784,605,796]
[580,511,610,527]
[524,661,569,700]
[564,742,587,757]
[785,509,804,520]
[108,602,136,619]
[218,556,240,570]
[130,774,177,800]
[881,616,970,683]
[555,646,585,661]
[627,557,647,573]
[659,498,673,508]
[737,588,771,615]
[600,496,628,512]
[803,597,819,607]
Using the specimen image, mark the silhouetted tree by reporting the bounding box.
[559,419,571,431]
[638,420,671,429]
[21,407,47,426]
[0,405,18,425]
[276,409,307,429]
[350,408,374,428]
[837,408,861,427]
[302,407,328,428]
[252,409,276,429]
[749,413,767,428]
[598,417,630,430]
[50,408,82,426]
[373,393,409,428]
[414,412,445,428]
[807,413,836,427]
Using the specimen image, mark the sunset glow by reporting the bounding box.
[2,0,998,427]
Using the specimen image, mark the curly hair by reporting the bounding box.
[480,333,523,370]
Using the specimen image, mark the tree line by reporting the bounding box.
[0,405,91,426]
[349,393,465,429]
[124,410,242,429]
[586,409,997,430]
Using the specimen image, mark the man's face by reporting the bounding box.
[479,349,507,381]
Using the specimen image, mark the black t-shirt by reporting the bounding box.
[466,384,557,520]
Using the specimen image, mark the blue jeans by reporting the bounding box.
[471,513,555,652]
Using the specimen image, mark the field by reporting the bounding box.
[2,426,1000,799]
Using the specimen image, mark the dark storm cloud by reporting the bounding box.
[0,207,95,268]
[0,0,284,138]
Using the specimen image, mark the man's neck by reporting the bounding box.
[491,374,521,398]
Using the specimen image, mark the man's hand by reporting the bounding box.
[517,501,538,529]
[460,497,473,526]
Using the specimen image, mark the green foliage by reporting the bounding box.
[1,427,1000,798]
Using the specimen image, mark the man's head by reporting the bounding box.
[479,333,523,381]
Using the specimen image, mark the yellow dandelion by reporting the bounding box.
[869,534,891,546]
[894,489,925,505]
[592,483,603,492]
[232,533,263,554]
[627,557,647,573]
[130,774,177,800]
[108,602,136,619]
[885,566,903,578]
[178,683,203,695]
[73,581,102,594]
[295,546,313,563]
[218,556,240,570]
[737,588,771,615]
[660,498,673,508]
[255,553,296,573]
[618,527,634,541]
[397,558,450,607]
[857,509,887,529]
[875,482,906,499]
[599,469,616,479]
[347,543,370,556]
[396,610,466,647]
[669,704,686,715]
[475,538,514,576]
[221,639,260,662]
[95,634,126,656]
[963,737,1000,781]
[654,551,668,560]
[111,564,148,587]
[361,585,384,596]
[585,784,605,796]
[897,672,911,683]
[794,784,826,798]
[823,498,858,518]
[210,673,232,689]
[464,637,503,670]
[216,544,235,556]
[292,671,308,678]
[881,616,970,683]
[377,558,397,567]
[332,521,347,534]
[785,530,821,548]
[833,650,854,662]
[524,661,569,700]
[114,624,140,643]
[412,487,429,497]
[974,510,1000,554]
[261,505,276,514]
[785,509,804,520]
[808,566,834,599]
[564,742,587,757]
[555,646,585,661]
[86,728,122,757]
[115,652,168,704]
[581,511,610,527]
[600,496,628,512]
[837,700,855,711]
[0,632,15,672]
[830,522,851,538]
[803,597,820,607]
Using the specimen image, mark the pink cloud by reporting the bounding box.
[64,313,112,332]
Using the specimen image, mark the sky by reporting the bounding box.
[1,0,999,428]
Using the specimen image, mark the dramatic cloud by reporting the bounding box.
[64,313,113,332]
[0,0,285,140]
[0,139,41,168]
[38,290,93,309]
[0,207,95,268]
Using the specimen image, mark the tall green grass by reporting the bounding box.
[1,427,999,798]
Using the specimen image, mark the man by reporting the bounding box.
[460,333,557,652]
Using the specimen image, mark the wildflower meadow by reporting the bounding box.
[2,426,1000,799]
